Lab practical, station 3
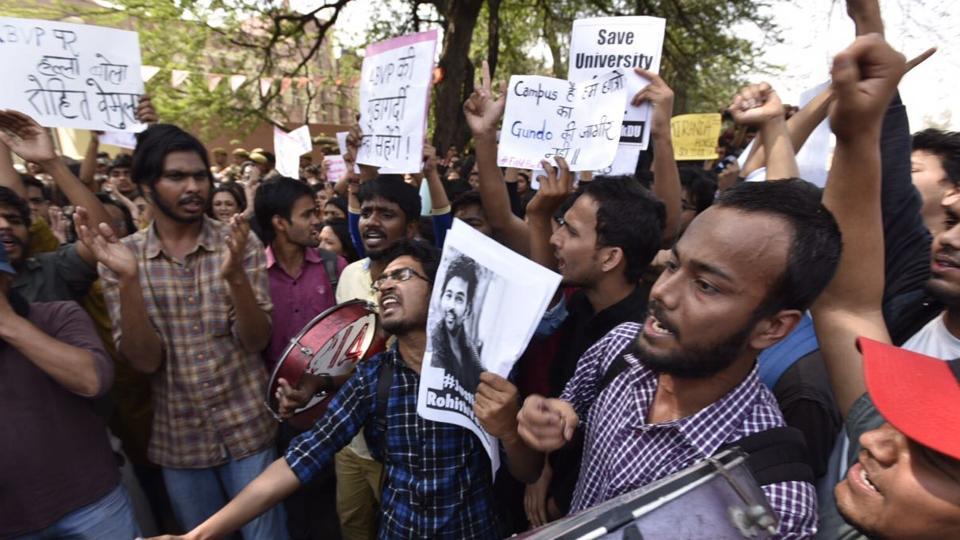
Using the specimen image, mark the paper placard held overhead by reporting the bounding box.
[273,125,312,178]
[569,16,665,153]
[0,17,145,132]
[671,113,722,161]
[324,155,347,184]
[356,30,438,173]
[418,220,561,474]
[497,70,627,171]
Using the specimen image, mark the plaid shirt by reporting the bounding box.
[286,345,499,539]
[561,323,817,539]
[100,216,276,468]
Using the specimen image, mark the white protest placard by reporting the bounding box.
[497,70,627,171]
[0,18,145,132]
[357,30,437,173]
[274,125,312,178]
[795,81,833,188]
[418,220,561,473]
[99,130,137,149]
[595,144,642,176]
[569,16,666,168]
[323,155,347,184]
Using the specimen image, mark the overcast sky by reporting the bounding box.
[308,0,958,130]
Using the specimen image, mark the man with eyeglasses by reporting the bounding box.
[79,123,287,538]
[328,174,422,539]
[146,240,540,540]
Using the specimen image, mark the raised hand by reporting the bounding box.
[344,123,363,167]
[631,68,675,136]
[463,60,507,136]
[727,82,784,128]
[516,395,579,452]
[136,94,158,124]
[475,372,522,441]
[0,110,58,164]
[829,33,906,142]
[526,156,573,219]
[74,206,138,279]
[220,214,250,282]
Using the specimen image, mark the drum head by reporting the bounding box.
[266,300,385,431]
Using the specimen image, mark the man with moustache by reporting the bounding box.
[78,123,287,538]
[145,240,540,540]
[331,174,422,540]
[517,177,841,537]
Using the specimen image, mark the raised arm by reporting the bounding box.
[740,86,834,178]
[812,34,906,416]
[78,133,100,192]
[728,83,800,181]
[525,157,573,271]
[0,110,111,267]
[633,69,682,246]
[464,61,531,255]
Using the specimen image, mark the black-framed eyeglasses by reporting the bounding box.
[371,267,429,291]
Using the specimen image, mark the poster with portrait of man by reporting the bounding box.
[418,220,562,474]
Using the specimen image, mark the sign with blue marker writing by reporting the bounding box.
[497,70,627,171]
[0,18,145,132]
[357,30,438,173]
[568,16,666,158]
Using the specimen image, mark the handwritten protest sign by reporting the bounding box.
[418,220,561,473]
[357,30,437,173]
[569,16,666,172]
[671,113,722,160]
[274,125,312,178]
[0,18,145,132]
[497,70,627,171]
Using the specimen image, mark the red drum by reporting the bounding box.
[266,300,385,431]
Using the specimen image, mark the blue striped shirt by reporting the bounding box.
[561,322,818,539]
[285,345,499,539]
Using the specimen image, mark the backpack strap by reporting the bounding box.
[596,349,631,395]
[372,357,394,463]
[317,248,340,291]
[718,426,815,486]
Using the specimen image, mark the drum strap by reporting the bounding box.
[596,350,815,486]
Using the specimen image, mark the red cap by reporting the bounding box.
[858,337,960,460]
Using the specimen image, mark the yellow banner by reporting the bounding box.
[670,113,722,160]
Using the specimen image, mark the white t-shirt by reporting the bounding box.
[901,312,960,359]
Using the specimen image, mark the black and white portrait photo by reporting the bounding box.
[419,220,562,472]
[428,252,494,395]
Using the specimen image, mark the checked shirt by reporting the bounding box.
[100,216,276,468]
[286,345,499,539]
[561,322,818,539]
